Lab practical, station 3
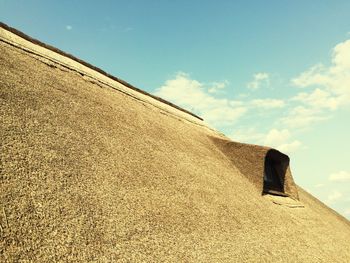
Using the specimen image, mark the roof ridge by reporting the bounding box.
[0,21,203,121]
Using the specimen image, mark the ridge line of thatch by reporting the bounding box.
[0,21,203,121]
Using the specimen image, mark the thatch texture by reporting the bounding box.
[1,24,349,262]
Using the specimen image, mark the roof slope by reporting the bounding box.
[0,22,202,122]
[1,24,349,262]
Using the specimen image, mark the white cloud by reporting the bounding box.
[264,129,291,146]
[247,72,270,90]
[229,128,265,143]
[208,81,229,94]
[332,39,350,72]
[155,39,350,140]
[263,129,301,154]
[314,183,325,188]
[154,72,247,127]
[276,140,302,154]
[65,25,73,31]
[292,64,328,88]
[250,98,285,109]
[345,208,350,215]
[155,73,288,129]
[281,106,328,129]
[327,190,343,203]
[292,88,339,110]
[283,38,350,131]
[229,128,301,154]
[329,171,350,182]
[154,69,322,155]
[292,39,350,109]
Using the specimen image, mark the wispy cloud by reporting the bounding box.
[123,27,133,33]
[280,106,329,129]
[329,171,350,182]
[286,38,350,130]
[314,183,325,188]
[154,72,289,129]
[311,171,350,214]
[291,88,339,110]
[253,128,301,154]
[154,72,247,127]
[98,24,134,33]
[327,190,343,203]
[273,140,302,154]
[247,72,270,90]
[250,98,285,109]
[228,127,302,154]
[154,37,350,157]
[65,25,72,31]
[208,81,229,94]
[155,72,300,153]
[229,128,265,143]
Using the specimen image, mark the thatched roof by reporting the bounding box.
[1,22,349,262]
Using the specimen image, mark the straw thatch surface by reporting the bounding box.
[1,25,350,262]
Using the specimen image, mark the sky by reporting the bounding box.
[1,0,350,219]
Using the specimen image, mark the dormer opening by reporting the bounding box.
[211,137,299,200]
[263,149,289,197]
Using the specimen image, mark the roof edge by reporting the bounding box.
[0,21,203,121]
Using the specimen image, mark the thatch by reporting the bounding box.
[1,23,349,262]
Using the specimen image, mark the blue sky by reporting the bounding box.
[1,0,350,219]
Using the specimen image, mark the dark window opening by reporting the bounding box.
[263,150,289,196]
